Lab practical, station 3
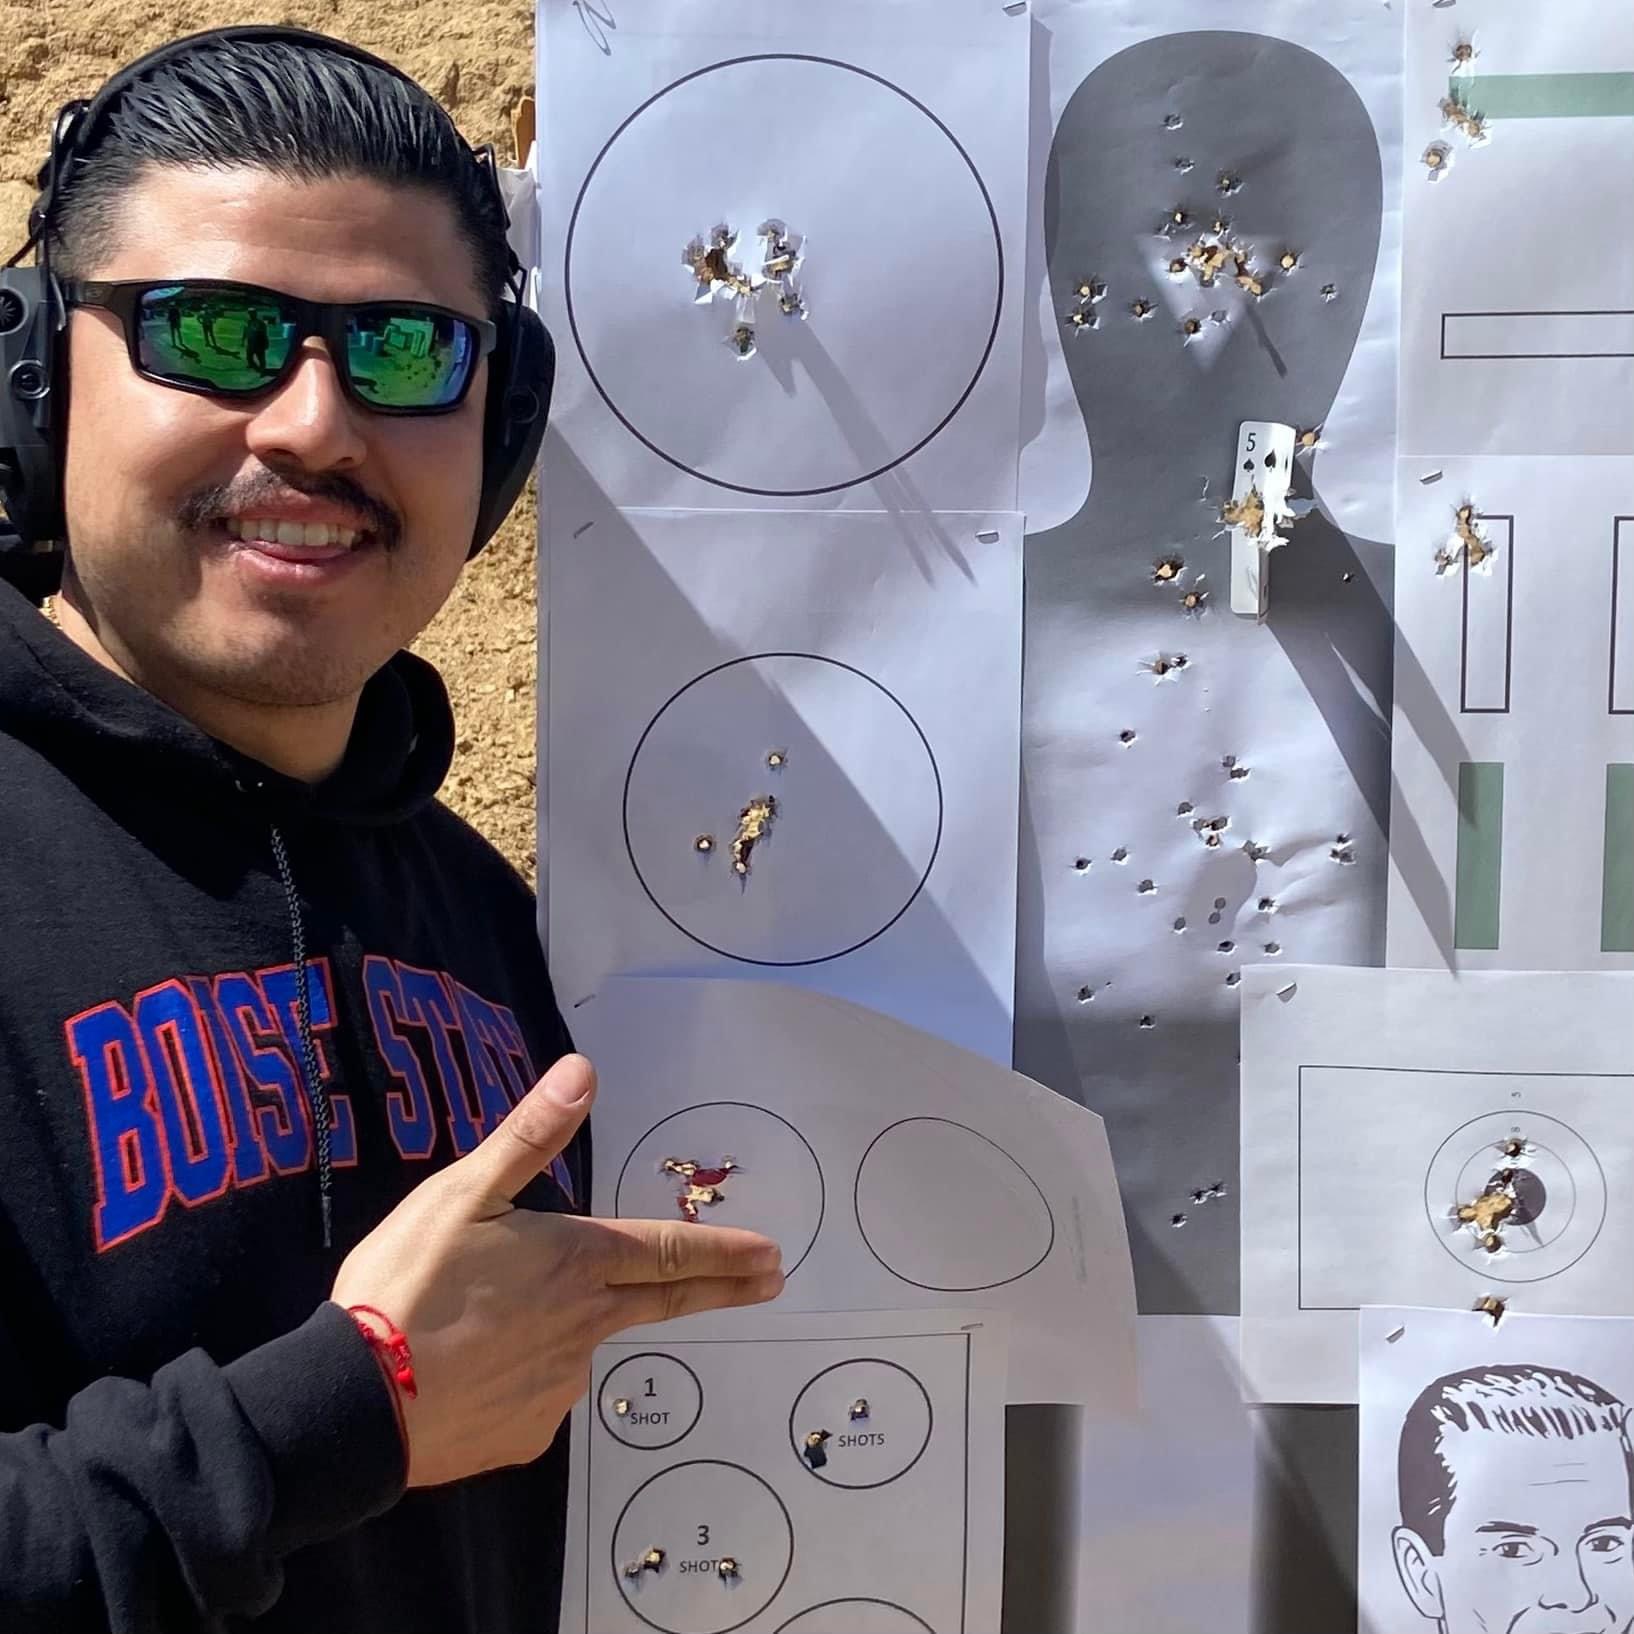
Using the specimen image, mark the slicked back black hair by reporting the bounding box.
[45,35,509,315]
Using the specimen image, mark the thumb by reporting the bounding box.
[451,1052,595,1208]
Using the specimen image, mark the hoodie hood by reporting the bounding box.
[0,578,454,827]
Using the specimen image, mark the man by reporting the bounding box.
[1393,1364,1634,1634]
[244,309,271,375]
[0,29,782,1633]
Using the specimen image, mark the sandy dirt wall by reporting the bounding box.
[1,0,542,880]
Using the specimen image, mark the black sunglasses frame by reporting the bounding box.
[62,277,499,416]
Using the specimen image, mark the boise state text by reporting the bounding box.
[64,955,575,1251]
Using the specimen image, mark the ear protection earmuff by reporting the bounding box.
[0,24,552,604]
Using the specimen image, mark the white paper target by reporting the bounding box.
[1424,1111,1606,1285]
[611,1461,794,1634]
[854,1117,1055,1291]
[622,655,943,967]
[598,1353,705,1452]
[788,1359,933,1489]
[562,54,1003,497]
[614,1102,826,1276]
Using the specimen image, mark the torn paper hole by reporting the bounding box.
[1440,91,1489,146]
[624,1548,667,1580]
[694,834,716,855]
[1474,1295,1507,1326]
[1163,112,1184,130]
[1142,653,1190,682]
[802,1429,832,1470]
[732,795,777,877]
[1152,556,1185,584]
[717,1558,740,1583]
[1179,582,1210,616]
[1130,298,1156,321]
[849,1399,870,1422]
[1278,249,1300,273]
[660,1155,740,1222]
[1423,141,1454,180]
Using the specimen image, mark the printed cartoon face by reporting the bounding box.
[1395,1404,1634,1634]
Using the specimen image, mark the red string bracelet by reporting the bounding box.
[347,1304,419,1402]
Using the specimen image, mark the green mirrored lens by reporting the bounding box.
[136,287,475,409]
[138,285,291,392]
[347,310,474,408]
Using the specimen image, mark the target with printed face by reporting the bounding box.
[1424,1111,1607,1284]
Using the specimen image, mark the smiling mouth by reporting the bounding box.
[215,515,379,565]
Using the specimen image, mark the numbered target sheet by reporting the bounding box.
[560,1308,1006,1634]
[1240,966,1634,1403]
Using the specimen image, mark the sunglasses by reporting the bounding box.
[62,278,498,415]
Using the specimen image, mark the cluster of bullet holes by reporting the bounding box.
[1172,1178,1230,1228]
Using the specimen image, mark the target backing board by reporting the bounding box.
[1240,964,1634,1403]
[536,0,1027,512]
[560,1309,1006,1634]
[543,504,1022,1065]
[570,976,1137,1409]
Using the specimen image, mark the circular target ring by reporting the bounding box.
[1424,1110,1606,1284]
[563,54,1005,497]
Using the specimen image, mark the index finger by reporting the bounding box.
[587,1216,784,1286]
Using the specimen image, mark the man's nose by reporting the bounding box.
[1535,1550,1602,1618]
[242,341,368,474]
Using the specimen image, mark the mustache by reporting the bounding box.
[177,471,401,550]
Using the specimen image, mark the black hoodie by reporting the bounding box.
[0,578,588,1632]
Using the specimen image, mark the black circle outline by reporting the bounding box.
[596,1352,705,1452]
[1449,1143,1575,1252]
[774,1600,934,1633]
[622,653,945,966]
[610,1458,795,1634]
[563,53,1005,497]
[1424,1110,1607,1285]
[854,1117,1056,1292]
[787,1357,934,1491]
[614,1100,827,1277]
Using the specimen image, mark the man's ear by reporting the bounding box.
[1393,1525,1446,1622]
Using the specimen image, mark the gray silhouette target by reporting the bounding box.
[564,54,1004,496]
[623,655,944,966]
[1424,1111,1607,1284]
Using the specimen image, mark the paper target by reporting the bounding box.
[563,54,1003,497]
[854,1117,1055,1291]
[788,1359,934,1489]
[1424,1111,1607,1284]
[611,1461,794,1634]
[775,1603,934,1633]
[599,1354,704,1452]
[623,655,944,966]
[614,1102,826,1275]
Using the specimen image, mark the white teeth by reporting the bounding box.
[227,517,361,549]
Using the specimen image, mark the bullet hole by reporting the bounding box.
[1180,585,1209,615]
[1320,284,1338,302]
[694,834,716,854]
[1208,911,1223,925]
[624,1548,667,1579]
[1234,257,1264,299]
[766,749,787,769]
[1181,316,1204,340]
[1297,426,1322,452]
[1423,141,1453,180]
[1214,897,1228,910]
[1279,249,1300,272]
[1474,1295,1507,1326]
[1452,503,1495,571]
[1152,556,1185,583]
[1168,207,1191,230]
[1065,308,1097,331]
[1074,277,1108,303]
[732,795,778,877]
[1130,298,1155,320]
[1119,728,1138,745]
[1222,754,1250,780]
[802,1429,832,1470]
[1163,112,1184,129]
[1139,1015,1156,1029]
[1190,1180,1227,1205]
[661,1156,741,1222]
[1501,1136,1528,1159]
[1217,940,1236,954]
[1193,815,1230,848]
[717,1558,740,1583]
[1341,571,1355,584]
[1111,846,1130,864]
[1216,171,1242,195]
[1243,840,1271,863]
[1143,652,1190,681]
[614,1397,632,1416]
[1172,917,1188,933]
[1258,897,1278,913]
[1168,255,1189,277]
[727,322,757,360]
[1264,942,1282,956]
[1176,800,1195,816]
[1174,156,1194,173]
[1137,878,1157,894]
[1225,971,1242,987]
[849,1399,870,1422]
[1170,1212,1188,1227]
[1073,856,1092,873]
[1076,984,1095,1003]
[1451,39,1476,66]
[1330,834,1356,865]
[1440,91,1488,144]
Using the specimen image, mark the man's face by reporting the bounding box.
[1394,1429,1634,1633]
[62,166,488,710]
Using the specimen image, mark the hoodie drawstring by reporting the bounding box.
[268,824,334,1249]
